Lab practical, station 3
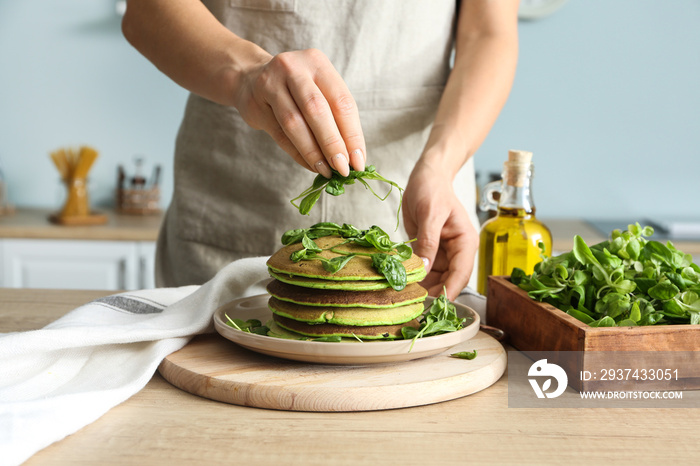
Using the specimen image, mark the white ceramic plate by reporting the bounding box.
[213,294,480,364]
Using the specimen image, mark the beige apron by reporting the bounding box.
[156,0,478,287]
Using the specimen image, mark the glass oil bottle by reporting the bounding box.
[476,150,552,296]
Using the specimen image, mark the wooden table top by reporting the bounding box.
[3,288,698,465]
[0,208,162,241]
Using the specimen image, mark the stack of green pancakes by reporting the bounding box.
[265,235,429,340]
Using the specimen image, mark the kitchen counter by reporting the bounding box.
[547,218,700,256]
[4,288,698,465]
[2,211,698,255]
[0,207,162,241]
[0,208,163,289]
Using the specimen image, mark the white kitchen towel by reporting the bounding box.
[0,256,270,466]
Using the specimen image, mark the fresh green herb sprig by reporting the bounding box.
[312,336,343,342]
[511,223,700,327]
[290,165,404,228]
[236,318,344,342]
[281,223,414,290]
[227,293,467,345]
[402,291,467,351]
[282,222,361,245]
[225,314,270,335]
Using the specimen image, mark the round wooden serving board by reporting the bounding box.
[158,331,506,412]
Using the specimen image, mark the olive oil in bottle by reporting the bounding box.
[476,150,552,296]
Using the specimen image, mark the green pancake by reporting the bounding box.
[268,296,424,326]
[266,280,428,308]
[272,313,420,340]
[266,235,425,281]
[269,268,427,290]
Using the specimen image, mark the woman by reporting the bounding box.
[122,0,519,299]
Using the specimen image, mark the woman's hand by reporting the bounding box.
[122,1,365,178]
[400,0,518,299]
[232,49,366,178]
[403,160,479,301]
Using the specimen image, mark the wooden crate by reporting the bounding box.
[487,276,700,392]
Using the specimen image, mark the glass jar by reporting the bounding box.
[477,150,552,295]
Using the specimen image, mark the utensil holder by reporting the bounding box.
[116,187,161,215]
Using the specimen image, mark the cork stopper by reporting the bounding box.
[504,150,533,187]
[508,150,532,165]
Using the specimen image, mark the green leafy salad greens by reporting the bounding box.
[232,162,466,348]
[511,223,700,327]
[224,315,344,342]
[224,291,467,347]
[290,165,404,227]
[401,292,466,349]
[282,222,413,291]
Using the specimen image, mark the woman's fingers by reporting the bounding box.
[285,79,350,177]
[314,66,366,172]
[266,88,335,178]
[241,49,366,176]
[254,106,329,175]
[284,51,352,176]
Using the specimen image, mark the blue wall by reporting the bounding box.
[1,0,698,222]
[478,0,700,221]
[0,0,186,210]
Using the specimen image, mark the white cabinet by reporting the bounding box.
[0,239,156,290]
[138,241,156,289]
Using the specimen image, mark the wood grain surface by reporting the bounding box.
[158,331,506,411]
[487,276,700,352]
[487,275,700,392]
[5,289,700,466]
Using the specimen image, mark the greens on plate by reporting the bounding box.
[282,222,414,291]
[224,291,467,346]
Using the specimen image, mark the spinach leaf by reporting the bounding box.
[402,291,466,350]
[372,253,407,291]
[301,234,322,253]
[280,223,416,290]
[281,228,306,246]
[338,223,363,238]
[224,314,269,335]
[363,226,396,251]
[321,254,356,273]
[395,243,413,261]
[290,165,405,229]
[289,234,322,262]
[450,350,478,360]
[325,177,345,196]
[298,189,323,216]
[312,336,342,342]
